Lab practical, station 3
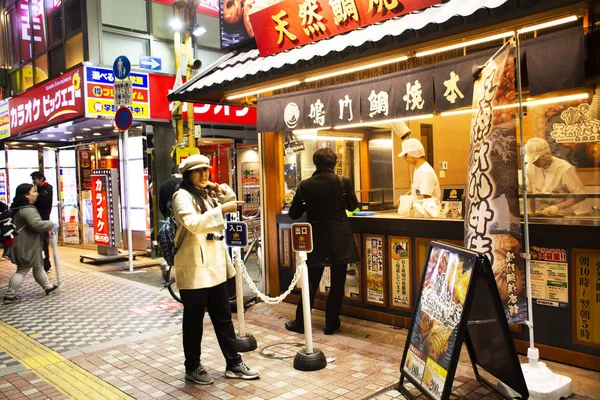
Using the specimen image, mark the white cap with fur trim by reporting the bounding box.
[398,138,425,158]
[525,138,551,164]
[179,154,211,174]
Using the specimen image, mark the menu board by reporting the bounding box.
[389,236,412,310]
[365,235,386,306]
[402,245,475,399]
[530,246,568,308]
[345,233,362,301]
[573,249,600,347]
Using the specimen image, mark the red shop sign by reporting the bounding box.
[8,66,84,136]
[250,0,441,57]
[148,73,256,126]
[152,0,219,17]
[91,174,110,246]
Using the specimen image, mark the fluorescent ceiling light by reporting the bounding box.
[103,124,112,127]
[517,15,578,34]
[417,32,514,57]
[82,128,90,131]
[295,135,363,141]
[334,114,433,130]
[292,127,331,134]
[227,80,302,100]
[60,139,67,142]
[47,134,55,137]
[93,133,101,136]
[193,26,206,37]
[440,93,589,116]
[305,55,408,82]
[26,144,33,147]
[64,131,72,134]
[76,136,83,139]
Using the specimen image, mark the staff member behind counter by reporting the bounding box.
[525,137,586,215]
[398,138,441,212]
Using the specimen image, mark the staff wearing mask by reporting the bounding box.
[399,138,441,206]
[525,138,585,215]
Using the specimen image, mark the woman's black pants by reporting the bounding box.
[180,282,242,371]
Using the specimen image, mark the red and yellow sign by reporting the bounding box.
[92,174,110,246]
[250,0,441,57]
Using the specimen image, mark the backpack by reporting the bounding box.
[0,209,18,248]
[157,216,180,266]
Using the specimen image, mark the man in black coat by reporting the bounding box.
[159,166,183,219]
[285,148,360,335]
[31,171,53,272]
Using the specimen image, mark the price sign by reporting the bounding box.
[114,80,133,106]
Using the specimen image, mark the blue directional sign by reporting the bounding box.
[225,221,248,248]
[139,56,162,71]
[112,56,131,80]
[114,107,133,131]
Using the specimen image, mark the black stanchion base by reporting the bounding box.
[294,348,327,371]
[236,334,257,352]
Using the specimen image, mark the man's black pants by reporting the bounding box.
[42,231,51,272]
[294,262,348,330]
[180,282,242,372]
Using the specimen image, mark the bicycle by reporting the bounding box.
[161,209,262,303]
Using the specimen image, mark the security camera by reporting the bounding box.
[189,59,202,70]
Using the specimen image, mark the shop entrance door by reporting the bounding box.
[57,149,80,245]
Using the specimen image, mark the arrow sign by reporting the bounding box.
[139,56,162,71]
[115,107,133,131]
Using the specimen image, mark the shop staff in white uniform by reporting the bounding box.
[399,138,441,204]
[525,137,585,215]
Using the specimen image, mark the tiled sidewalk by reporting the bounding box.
[1,247,599,399]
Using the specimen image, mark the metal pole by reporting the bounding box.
[123,129,134,272]
[298,251,314,354]
[515,34,535,357]
[234,249,246,337]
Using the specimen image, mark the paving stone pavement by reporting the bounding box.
[0,247,599,399]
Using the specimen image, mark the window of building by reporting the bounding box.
[49,44,65,78]
[20,61,33,91]
[65,32,83,68]
[102,31,149,65]
[6,7,19,66]
[195,47,225,69]
[151,2,171,40]
[34,53,48,84]
[195,13,220,49]
[102,0,148,32]
[46,0,63,47]
[151,40,175,74]
[64,0,82,36]
[9,70,21,95]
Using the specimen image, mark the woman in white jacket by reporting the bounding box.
[172,154,260,385]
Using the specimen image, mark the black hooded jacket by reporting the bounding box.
[34,183,53,220]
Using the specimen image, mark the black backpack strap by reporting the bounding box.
[335,175,348,210]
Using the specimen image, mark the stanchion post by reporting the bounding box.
[290,223,327,371]
[227,206,257,352]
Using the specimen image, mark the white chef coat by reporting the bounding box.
[412,161,441,203]
[526,156,585,210]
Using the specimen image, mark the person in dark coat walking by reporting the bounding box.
[31,171,53,272]
[159,166,183,219]
[285,148,360,335]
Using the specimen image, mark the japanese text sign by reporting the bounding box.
[250,0,441,57]
[85,66,150,119]
[0,100,10,139]
[114,80,133,106]
[291,222,313,253]
[226,221,248,247]
[91,174,110,246]
[18,0,47,61]
[8,66,84,136]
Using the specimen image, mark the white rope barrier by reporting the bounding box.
[236,257,303,304]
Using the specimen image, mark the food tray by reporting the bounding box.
[354,211,376,216]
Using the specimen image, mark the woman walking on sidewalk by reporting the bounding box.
[3,183,58,304]
[172,154,260,385]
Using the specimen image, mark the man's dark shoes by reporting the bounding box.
[185,365,214,385]
[45,285,58,295]
[324,322,341,335]
[285,320,304,334]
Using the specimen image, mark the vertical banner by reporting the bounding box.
[365,235,386,306]
[464,41,527,324]
[0,170,7,204]
[92,174,110,246]
[144,168,151,240]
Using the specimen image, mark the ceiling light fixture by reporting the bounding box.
[76,136,83,139]
[333,114,434,130]
[295,134,363,141]
[517,15,578,34]
[83,128,91,131]
[103,124,112,127]
[65,131,72,134]
[440,93,589,117]
[47,134,55,137]
[305,55,409,82]
[416,32,514,57]
[93,133,101,136]
[226,80,302,100]
[292,127,331,135]
[192,26,206,37]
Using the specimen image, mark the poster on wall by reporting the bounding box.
[530,246,568,308]
[0,170,7,204]
[545,98,600,168]
[280,228,291,267]
[573,249,600,347]
[219,0,278,49]
[464,40,527,324]
[0,100,10,139]
[365,234,386,306]
[389,236,412,310]
[78,150,93,189]
[402,245,475,399]
[345,233,361,301]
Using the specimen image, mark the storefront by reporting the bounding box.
[169,0,599,371]
[0,62,257,251]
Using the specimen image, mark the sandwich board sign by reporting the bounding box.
[398,241,528,400]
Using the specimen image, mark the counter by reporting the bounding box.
[276,212,600,371]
